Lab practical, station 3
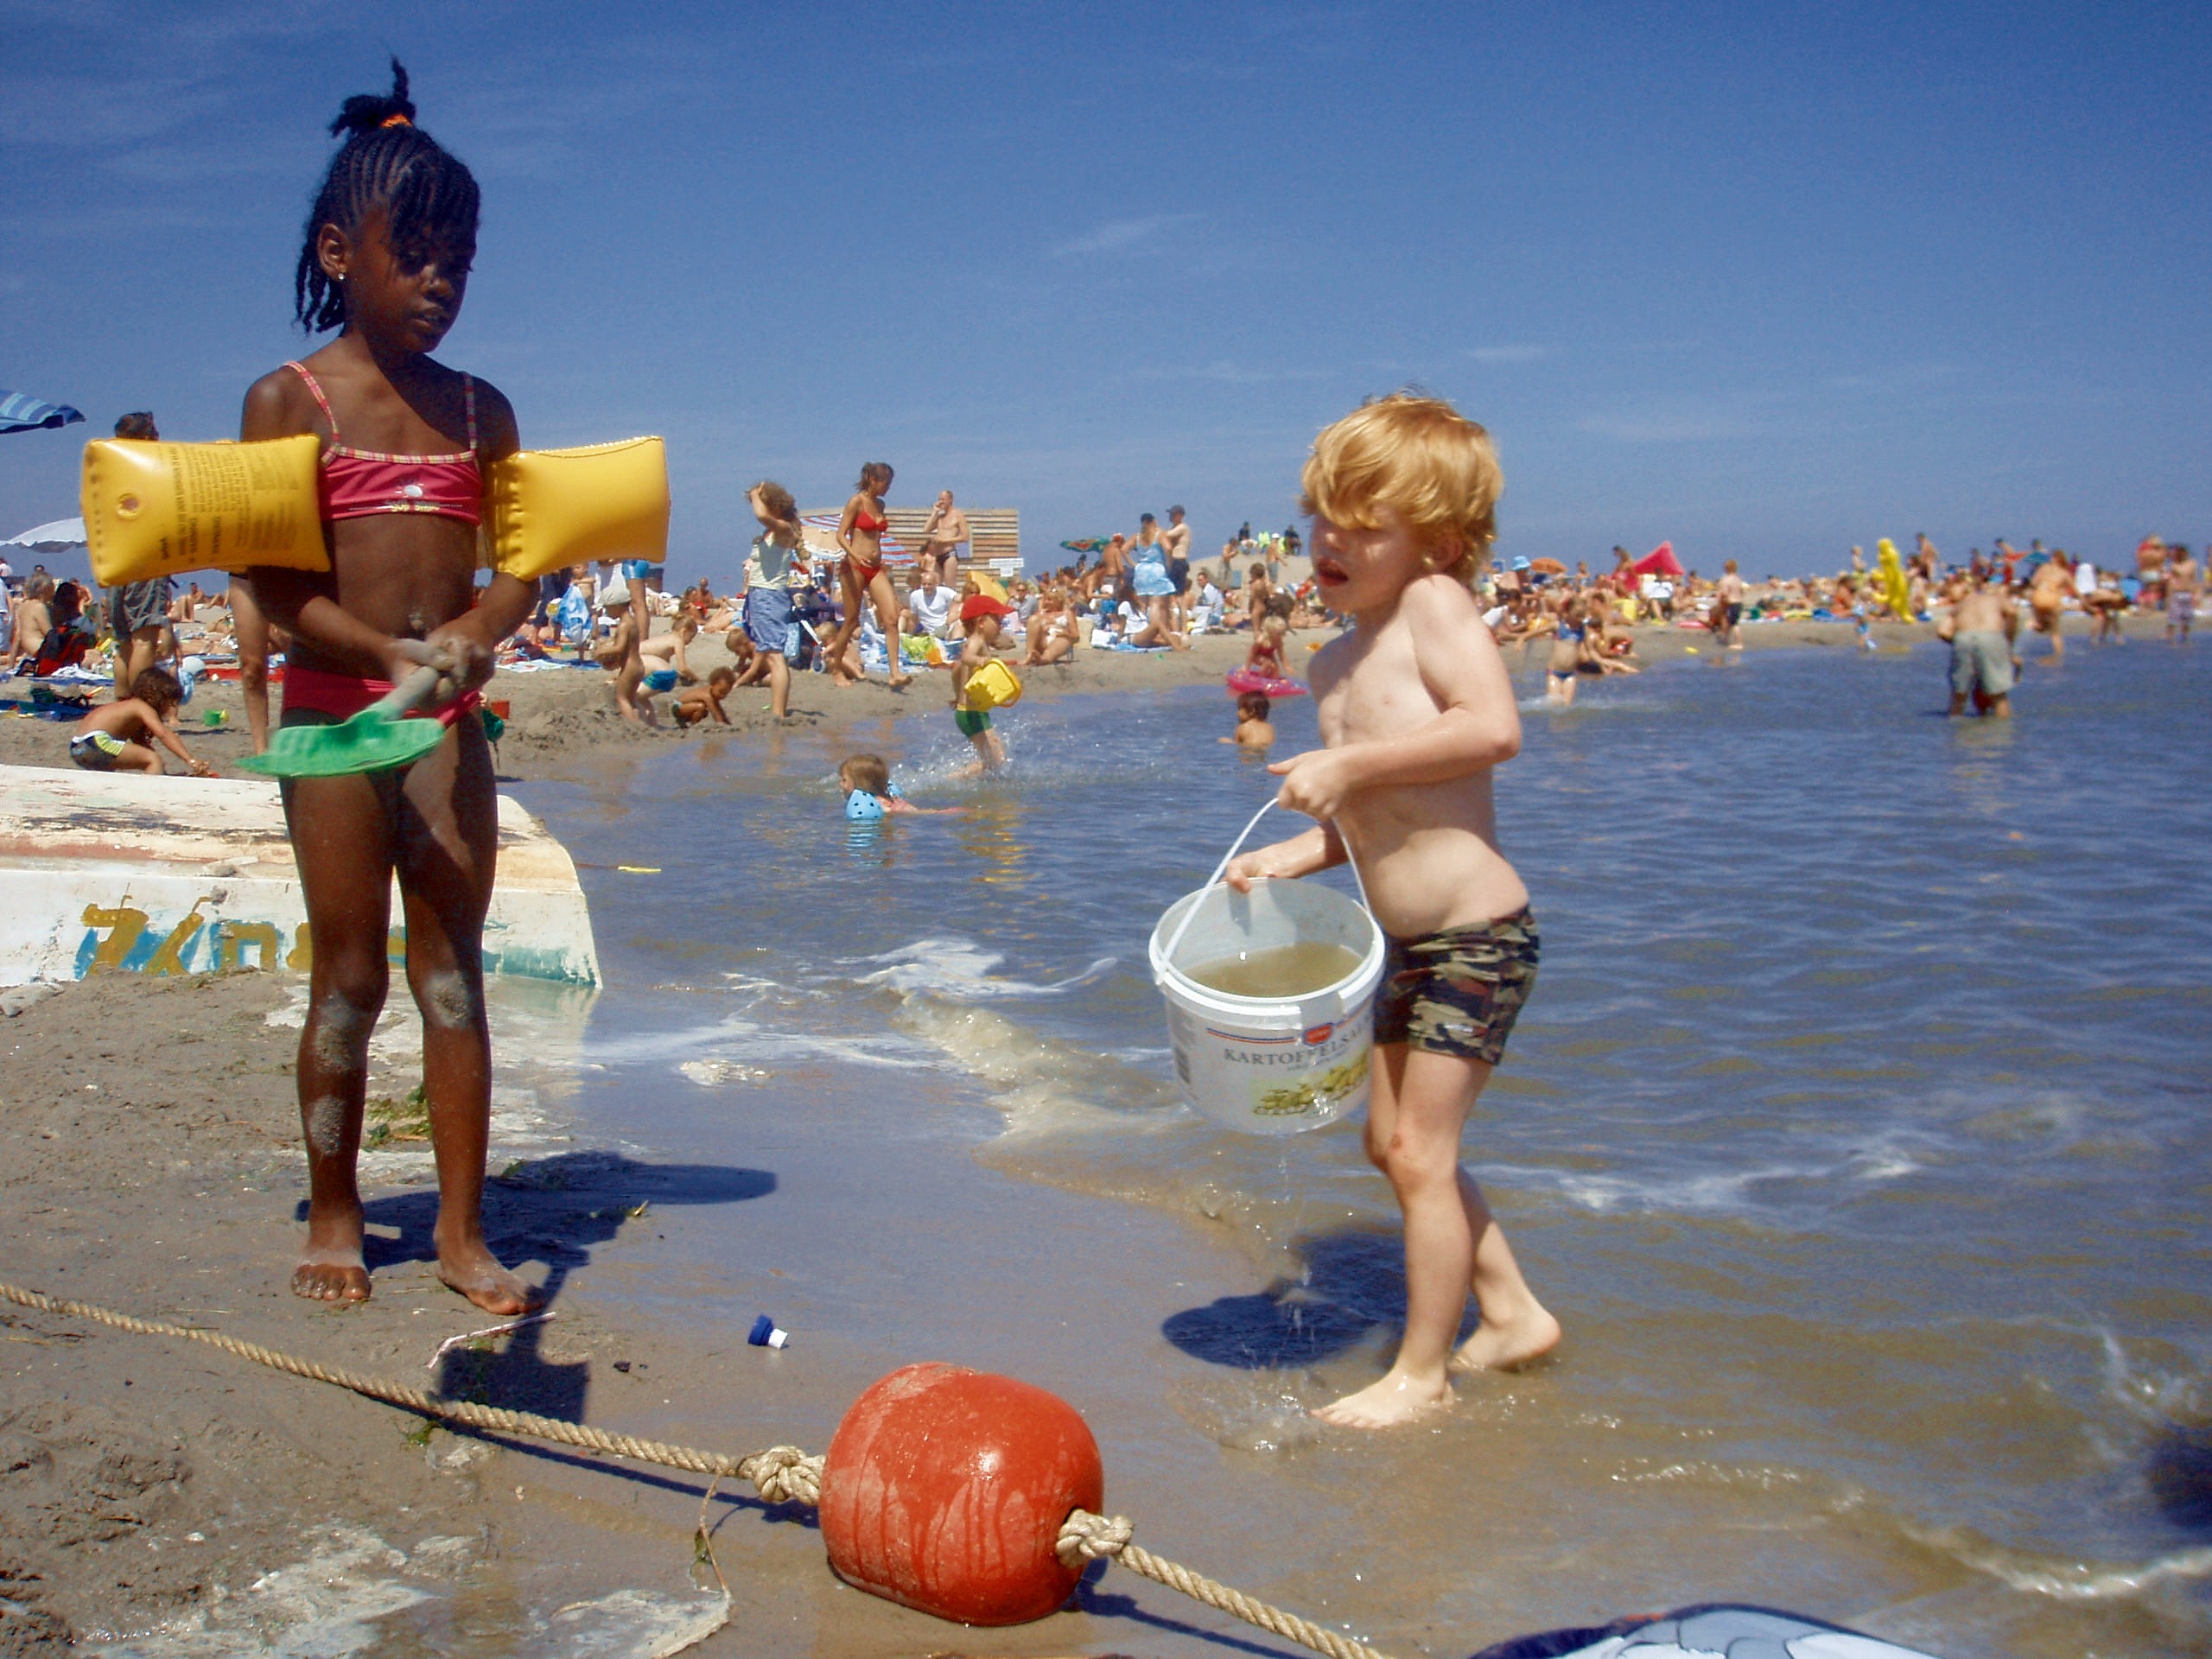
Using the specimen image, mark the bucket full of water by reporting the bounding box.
[1148,804,1385,1135]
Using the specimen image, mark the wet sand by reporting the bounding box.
[0,971,1241,1656]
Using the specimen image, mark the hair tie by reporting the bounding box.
[379,112,412,129]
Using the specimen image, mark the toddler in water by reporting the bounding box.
[951,589,1013,773]
[1227,393,1557,1428]
[838,753,956,818]
[1222,690,1274,749]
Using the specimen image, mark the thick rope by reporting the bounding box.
[0,1281,820,1504]
[0,1281,1394,1659]
[1058,1511,1395,1659]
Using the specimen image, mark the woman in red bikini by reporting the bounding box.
[827,461,911,690]
[241,61,537,1318]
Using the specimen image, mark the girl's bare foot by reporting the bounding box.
[887,674,912,690]
[1449,1306,1561,1373]
[293,1205,371,1302]
[435,1223,540,1316]
[1313,1367,1452,1428]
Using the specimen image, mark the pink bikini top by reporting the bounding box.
[285,360,482,525]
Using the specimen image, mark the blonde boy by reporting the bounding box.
[1226,394,1557,1427]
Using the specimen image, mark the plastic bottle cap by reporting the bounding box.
[747,1314,789,1349]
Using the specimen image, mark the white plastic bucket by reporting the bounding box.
[1149,804,1385,1135]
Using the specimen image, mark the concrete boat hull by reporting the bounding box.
[0,765,599,987]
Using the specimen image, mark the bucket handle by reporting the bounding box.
[1159,800,1374,972]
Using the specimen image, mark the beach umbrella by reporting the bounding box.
[0,392,84,435]
[1630,542,1683,578]
[1058,537,1110,555]
[1526,557,1567,575]
[3,516,87,553]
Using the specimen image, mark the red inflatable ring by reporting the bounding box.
[1226,668,1307,698]
[819,1362,1105,1625]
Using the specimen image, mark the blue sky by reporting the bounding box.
[3,1,2207,586]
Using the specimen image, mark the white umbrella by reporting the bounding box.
[3,517,86,552]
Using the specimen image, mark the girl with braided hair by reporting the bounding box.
[241,60,538,1317]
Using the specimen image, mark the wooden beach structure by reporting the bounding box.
[0,765,599,988]
[800,507,1022,573]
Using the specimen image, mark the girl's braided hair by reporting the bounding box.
[293,59,480,334]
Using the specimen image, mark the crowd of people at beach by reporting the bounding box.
[9,488,2203,774]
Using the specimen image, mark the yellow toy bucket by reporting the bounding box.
[966,660,1022,710]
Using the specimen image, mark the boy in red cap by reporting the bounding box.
[950,588,1012,772]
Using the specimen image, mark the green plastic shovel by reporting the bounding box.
[237,666,451,779]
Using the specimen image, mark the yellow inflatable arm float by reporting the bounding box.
[486,436,669,582]
[82,436,327,585]
[82,434,670,587]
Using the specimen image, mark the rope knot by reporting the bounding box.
[739,1444,823,1506]
[1056,1507,1134,1568]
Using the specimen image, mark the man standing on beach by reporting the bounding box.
[1164,505,1192,630]
[918,491,969,588]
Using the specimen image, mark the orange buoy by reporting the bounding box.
[819,1362,1105,1626]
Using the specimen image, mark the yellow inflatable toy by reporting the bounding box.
[82,434,669,588]
[82,436,327,585]
[964,659,1023,711]
[1876,537,1913,621]
[486,437,669,582]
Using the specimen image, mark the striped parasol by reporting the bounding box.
[0,392,84,435]
[801,514,916,568]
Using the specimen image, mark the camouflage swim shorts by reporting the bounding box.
[1372,907,1540,1064]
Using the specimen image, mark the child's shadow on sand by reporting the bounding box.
[1160,1230,1477,1370]
[299,1149,773,1422]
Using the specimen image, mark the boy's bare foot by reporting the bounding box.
[1449,1306,1562,1373]
[1313,1368,1452,1428]
[293,1207,371,1302]
[435,1227,541,1316]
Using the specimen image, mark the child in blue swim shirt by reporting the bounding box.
[839,753,957,818]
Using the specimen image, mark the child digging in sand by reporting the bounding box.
[1227,393,1557,1427]
[242,62,537,1315]
[671,666,735,726]
[70,667,215,777]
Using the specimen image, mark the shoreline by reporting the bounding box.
[2,613,2150,785]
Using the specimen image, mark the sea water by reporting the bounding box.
[1184,940,1367,999]
[498,639,2212,1659]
